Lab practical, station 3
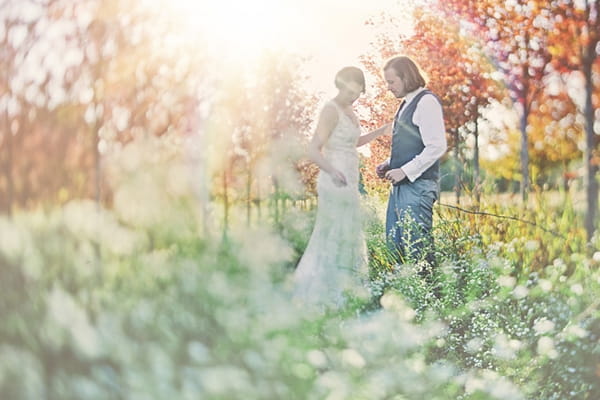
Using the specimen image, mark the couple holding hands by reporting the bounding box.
[293,55,447,308]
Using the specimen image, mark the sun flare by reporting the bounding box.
[159,0,299,58]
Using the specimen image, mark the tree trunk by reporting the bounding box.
[583,63,598,242]
[246,168,252,226]
[90,62,103,209]
[453,129,461,205]
[93,119,101,207]
[3,111,13,217]
[273,179,280,226]
[473,112,480,208]
[520,104,529,203]
[562,160,570,193]
[223,171,229,236]
[256,181,261,219]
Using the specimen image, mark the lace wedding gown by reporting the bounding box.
[293,101,368,308]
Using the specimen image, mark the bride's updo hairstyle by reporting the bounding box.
[334,66,366,94]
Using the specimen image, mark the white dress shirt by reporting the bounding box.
[396,87,447,182]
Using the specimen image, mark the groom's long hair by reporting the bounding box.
[384,56,427,93]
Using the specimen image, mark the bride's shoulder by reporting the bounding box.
[323,100,339,112]
[319,101,340,123]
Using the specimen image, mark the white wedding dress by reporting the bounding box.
[293,101,368,309]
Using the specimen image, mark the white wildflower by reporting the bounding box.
[465,376,485,394]
[187,341,210,364]
[71,376,106,398]
[489,377,525,400]
[489,242,504,251]
[243,351,265,370]
[512,285,529,299]
[0,219,25,262]
[537,337,558,359]
[593,251,600,263]
[307,350,328,368]
[429,362,456,382]
[0,346,45,399]
[493,334,522,360]
[317,371,350,399]
[538,279,553,292]
[403,308,417,321]
[570,283,583,295]
[201,366,251,395]
[553,258,566,268]
[341,348,366,369]
[524,240,539,251]
[410,357,426,373]
[564,325,588,339]
[47,287,100,358]
[533,318,555,335]
[380,291,415,320]
[497,275,516,288]
[230,226,293,272]
[465,338,484,354]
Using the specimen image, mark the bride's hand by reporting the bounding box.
[376,161,390,178]
[330,169,347,187]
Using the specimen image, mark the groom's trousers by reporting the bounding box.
[385,178,438,270]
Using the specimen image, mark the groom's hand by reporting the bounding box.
[376,162,390,178]
[385,168,406,184]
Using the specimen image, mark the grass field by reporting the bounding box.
[0,187,598,399]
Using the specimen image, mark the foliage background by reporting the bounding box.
[1,0,599,399]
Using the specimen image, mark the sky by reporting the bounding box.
[280,0,409,94]
[169,0,411,96]
[3,0,415,118]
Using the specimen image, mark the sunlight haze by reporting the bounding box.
[164,0,411,95]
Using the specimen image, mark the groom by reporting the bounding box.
[376,56,447,271]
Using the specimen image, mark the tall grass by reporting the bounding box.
[0,161,598,399]
[363,192,599,400]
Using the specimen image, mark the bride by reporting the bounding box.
[293,66,391,308]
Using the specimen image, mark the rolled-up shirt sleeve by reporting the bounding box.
[400,94,447,182]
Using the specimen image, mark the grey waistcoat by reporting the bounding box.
[390,89,441,182]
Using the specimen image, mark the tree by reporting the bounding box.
[358,33,406,197]
[0,0,98,211]
[0,0,213,212]
[203,52,316,232]
[550,0,600,241]
[402,8,505,205]
[528,90,582,188]
[439,0,554,203]
[0,0,52,214]
[359,7,504,203]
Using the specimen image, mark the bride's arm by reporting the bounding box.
[356,122,392,147]
[307,104,347,186]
